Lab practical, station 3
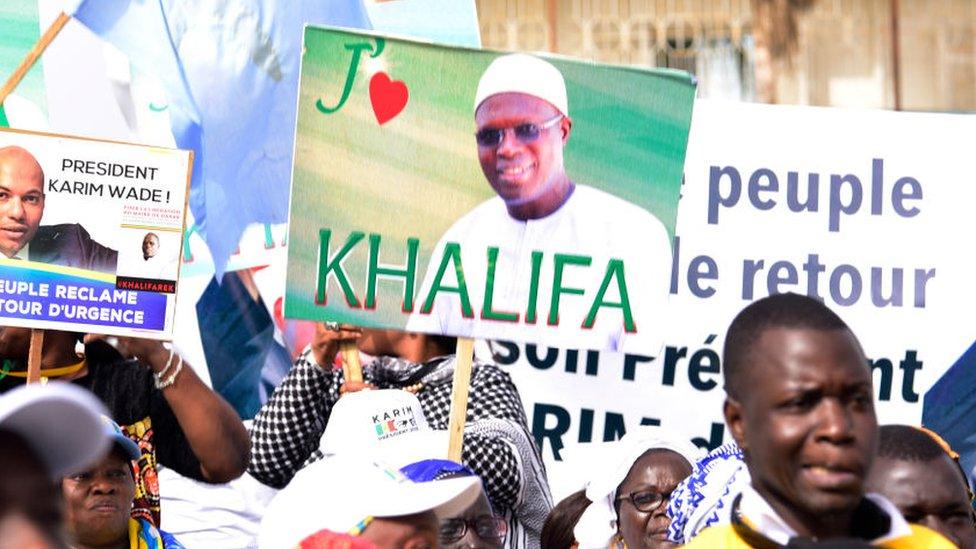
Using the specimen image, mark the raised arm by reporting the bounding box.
[93,335,250,483]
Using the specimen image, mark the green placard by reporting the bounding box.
[285,26,695,354]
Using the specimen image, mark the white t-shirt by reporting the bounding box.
[408,185,670,355]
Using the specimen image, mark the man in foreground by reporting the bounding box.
[866,424,976,549]
[687,293,952,547]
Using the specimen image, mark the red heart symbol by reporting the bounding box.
[369,72,409,125]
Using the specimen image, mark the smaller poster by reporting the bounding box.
[0,127,191,338]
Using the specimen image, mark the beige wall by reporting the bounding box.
[475,0,976,111]
[898,0,976,111]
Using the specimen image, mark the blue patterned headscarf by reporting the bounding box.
[665,442,750,544]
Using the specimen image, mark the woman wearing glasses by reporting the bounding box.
[440,491,509,549]
[573,428,700,549]
[400,459,509,549]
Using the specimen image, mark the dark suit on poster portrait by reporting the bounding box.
[28,223,118,274]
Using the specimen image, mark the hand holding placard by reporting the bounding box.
[311,322,363,373]
[84,333,169,371]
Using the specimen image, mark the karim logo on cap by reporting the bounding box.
[372,405,419,440]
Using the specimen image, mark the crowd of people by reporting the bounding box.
[1,292,973,548]
[0,38,972,549]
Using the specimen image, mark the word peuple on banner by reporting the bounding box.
[284,27,696,357]
[0,128,191,340]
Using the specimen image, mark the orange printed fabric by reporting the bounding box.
[122,416,161,527]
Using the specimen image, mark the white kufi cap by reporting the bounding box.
[474,53,569,116]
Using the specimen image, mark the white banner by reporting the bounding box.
[500,99,976,500]
[0,128,191,338]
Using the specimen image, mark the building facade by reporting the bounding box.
[476,0,976,111]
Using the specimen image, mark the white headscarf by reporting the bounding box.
[573,427,701,549]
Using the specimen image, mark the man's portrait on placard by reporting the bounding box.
[116,229,180,282]
[0,145,117,273]
[407,54,672,354]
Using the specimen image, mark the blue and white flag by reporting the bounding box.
[364,0,481,47]
[73,0,372,274]
[72,0,203,210]
[923,339,976,487]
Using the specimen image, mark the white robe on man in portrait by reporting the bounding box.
[407,184,671,356]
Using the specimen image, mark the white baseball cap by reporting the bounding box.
[474,53,569,116]
[319,389,449,467]
[0,382,111,477]
[258,455,482,548]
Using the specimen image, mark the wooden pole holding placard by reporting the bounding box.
[447,337,475,462]
[340,341,363,383]
[0,12,70,105]
[26,329,44,384]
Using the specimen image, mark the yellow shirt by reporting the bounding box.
[684,487,956,548]
[685,522,955,548]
